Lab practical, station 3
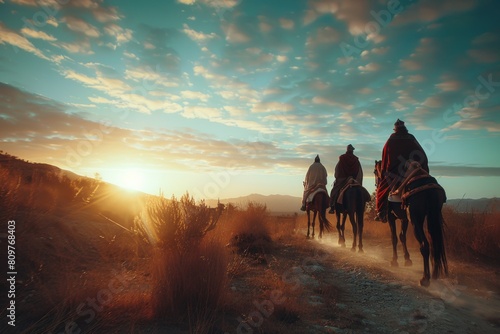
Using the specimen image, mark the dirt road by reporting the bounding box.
[277,232,500,334]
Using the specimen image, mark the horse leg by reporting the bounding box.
[357,210,364,253]
[318,212,323,239]
[349,212,357,252]
[388,211,399,266]
[337,212,346,246]
[428,201,447,279]
[409,207,430,287]
[336,211,343,246]
[306,210,311,239]
[400,216,412,266]
[312,211,317,239]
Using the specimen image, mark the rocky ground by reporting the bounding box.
[227,229,500,334]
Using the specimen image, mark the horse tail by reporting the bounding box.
[319,192,332,232]
[428,193,448,278]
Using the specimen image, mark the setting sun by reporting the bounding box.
[104,168,146,191]
[119,169,145,190]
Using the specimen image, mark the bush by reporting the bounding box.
[227,202,273,256]
[138,192,227,331]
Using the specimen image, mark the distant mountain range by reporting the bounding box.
[208,194,500,214]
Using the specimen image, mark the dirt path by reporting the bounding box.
[283,232,500,334]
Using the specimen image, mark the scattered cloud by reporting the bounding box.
[0,23,50,60]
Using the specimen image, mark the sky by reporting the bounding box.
[0,0,499,201]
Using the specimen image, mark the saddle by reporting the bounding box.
[336,177,371,204]
[391,161,446,207]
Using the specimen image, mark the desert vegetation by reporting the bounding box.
[1,153,499,333]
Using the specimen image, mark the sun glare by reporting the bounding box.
[117,168,145,191]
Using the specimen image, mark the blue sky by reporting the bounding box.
[0,0,499,200]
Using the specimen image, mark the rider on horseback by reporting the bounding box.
[329,144,363,214]
[300,155,328,211]
[375,119,429,222]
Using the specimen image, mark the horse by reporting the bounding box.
[376,160,448,287]
[334,183,368,252]
[374,160,412,267]
[306,190,332,239]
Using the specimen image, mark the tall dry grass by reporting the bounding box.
[362,204,500,264]
[442,205,500,263]
[138,193,228,332]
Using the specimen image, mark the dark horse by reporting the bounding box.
[374,160,412,267]
[306,190,332,239]
[334,182,368,252]
[377,160,448,287]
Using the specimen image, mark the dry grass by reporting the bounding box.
[137,193,228,332]
[361,204,500,264]
[441,205,500,263]
[224,202,274,256]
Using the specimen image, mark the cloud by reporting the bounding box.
[467,49,499,64]
[63,65,173,114]
[20,27,57,41]
[57,39,94,54]
[222,23,251,43]
[306,26,341,47]
[358,62,380,72]
[183,24,217,43]
[407,74,425,83]
[93,6,122,22]
[0,23,50,60]
[311,96,354,110]
[393,0,477,26]
[422,96,443,108]
[472,32,498,45]
[181,106,221,120]
[0,82,285,173]
[400,59,421,71]
[279,18,295,30]
[104,23,133,45]
[251,102,295,113]
[435,80,461,92]
[181,90,210,102]
[63,16,100,38]
[431,165,500,177]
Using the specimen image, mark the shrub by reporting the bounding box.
[227,202,273,256]
[138,192,227,332]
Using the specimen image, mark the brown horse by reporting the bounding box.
[374,160,412,267]
[334,185,368,252]
[306,190,332,239]
[375,160,447,287]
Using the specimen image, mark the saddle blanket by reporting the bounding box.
[337,177,371,204]
[307,188,328,203]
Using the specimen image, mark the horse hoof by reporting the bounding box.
[391,260,399,267]
[405,259,413,267]
[419,277,430,287]
[358,248,364,254]
[351,247,356,252]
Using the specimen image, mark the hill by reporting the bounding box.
[445,197,500,213]
[206,193,302,213]
[208,193,500,214]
